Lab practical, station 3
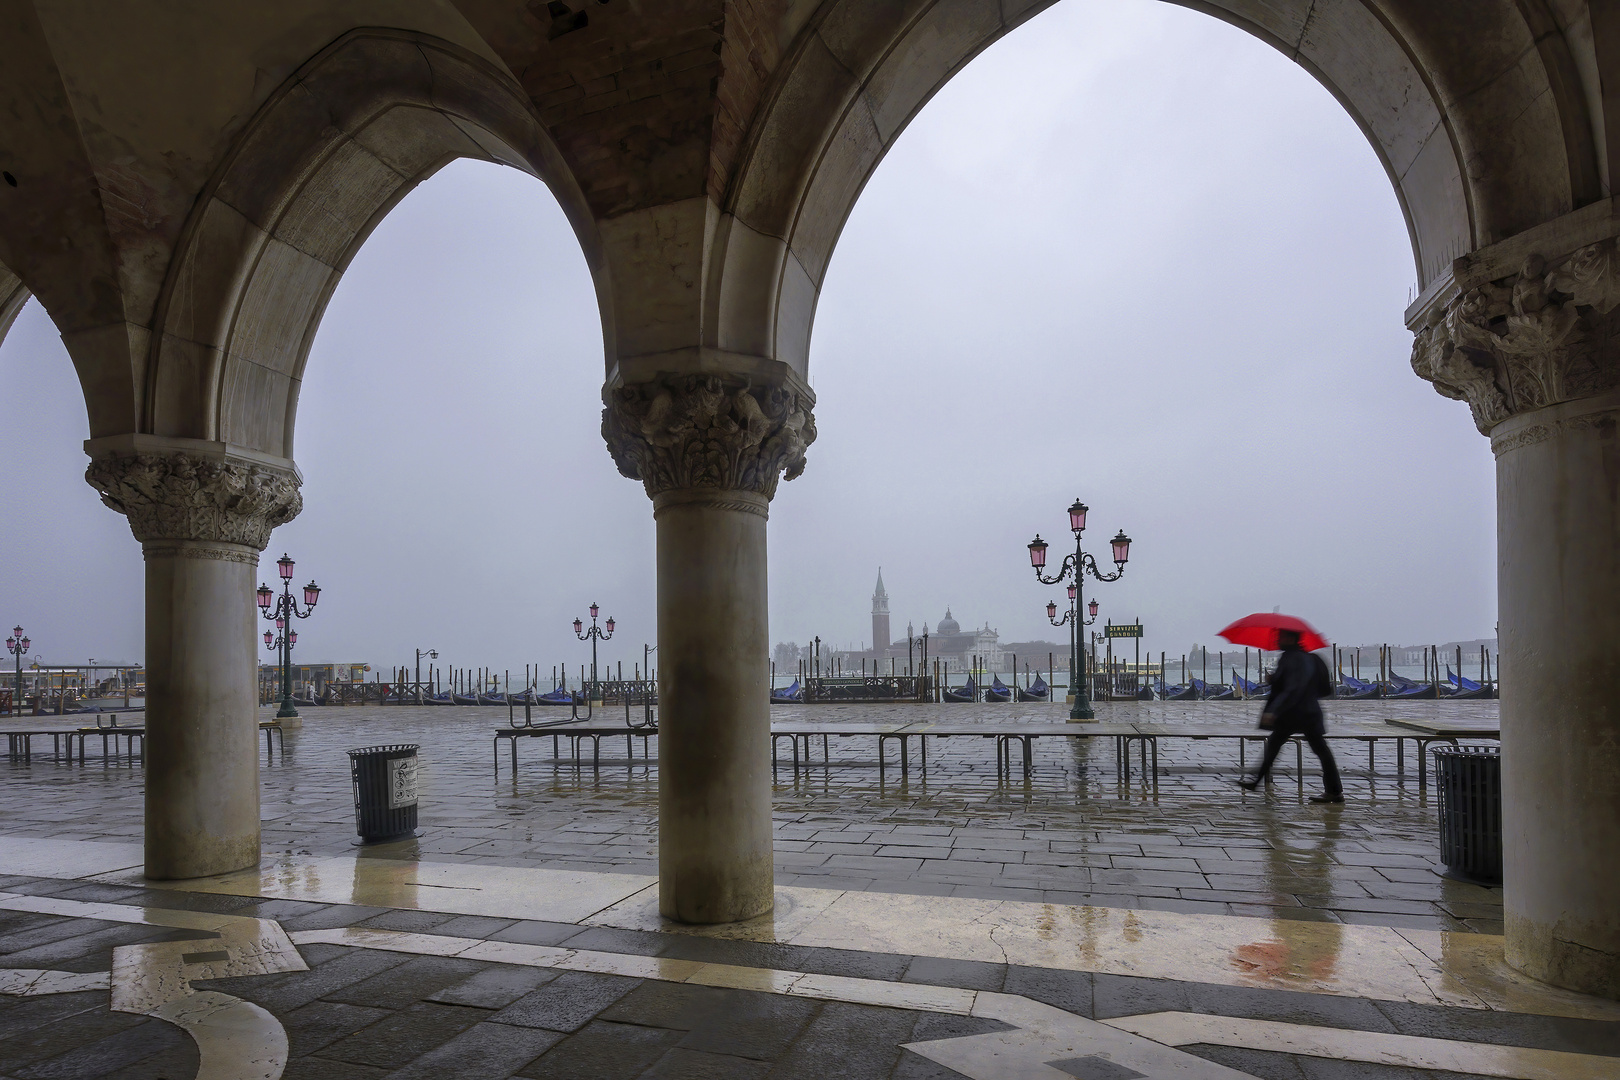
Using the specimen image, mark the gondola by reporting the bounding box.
[1015,674,1049,702]
[476,691,508,706]
[1385,674,1439,699]
[1444,668,1494,699]
[942,676,977,703]
[1335,675,1381,699]
[770,679,803,704]
[1191,678,1235,701]
[984,676,1012,703]
[536,687,574,706]
[1157,680,1198,701]
[1231,672,1268,699]
[423,692,456,705]
[451,693,480,706]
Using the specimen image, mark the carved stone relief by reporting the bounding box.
[602,373,816,501]
[85,452,302,550]
[1413,239,1620,433]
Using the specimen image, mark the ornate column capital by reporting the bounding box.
[84,437,302,556]
[601,371,816,507]
[1412,237,1620,435]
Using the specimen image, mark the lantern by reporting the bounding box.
[605,617,615,633]
[590,603,599,619]
[1068,500,1088,534]
[303,581,321,607]
[1046,601,1058,620]
[288,630,297,647]
[1027,535,1048,569]
[263,631,273,647]
[257,584,273,610]
[1067,585,1077,601]
[1089,599,1099,618]
[277,553,295,580]
[1111,531,1132,566]
[573,618,583,635]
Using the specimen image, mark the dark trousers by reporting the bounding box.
[1254,724,1343,795]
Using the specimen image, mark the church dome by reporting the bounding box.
[937,609,960,635]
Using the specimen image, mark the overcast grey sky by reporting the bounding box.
[0,0,1494,678]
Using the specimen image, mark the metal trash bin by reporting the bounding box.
[348,744,420,843]
[1432,744,1501,885]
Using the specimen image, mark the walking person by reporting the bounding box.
[1238,628,1344,802]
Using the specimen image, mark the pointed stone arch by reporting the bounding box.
[707,0,1597,377]
[142,28,609,462]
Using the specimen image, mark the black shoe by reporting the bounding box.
[1237,778,1259,791]
[1310,793,1345,804]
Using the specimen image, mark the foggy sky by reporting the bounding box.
[0,0,1494,680]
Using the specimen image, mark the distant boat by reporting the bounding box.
[770,679,802,704]
[1191,678,1235,701]
[1385,674,1439,699]
[942,676,977,703]
[1157,680,1198,701]
[1336,675,1381,699]
[1231,672,1268,699]
[1016,674,1049,702]
[423,692,455,705]
[1444,667,1493,699]
[984,676,1012,703]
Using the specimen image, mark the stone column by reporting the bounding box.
[1412,232,1620,997]
[85,437,301,880]
[603,372,815,923]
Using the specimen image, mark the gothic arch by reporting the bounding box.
[712,0,1599,376]
[0,263,27,347]
[144,29,608,461]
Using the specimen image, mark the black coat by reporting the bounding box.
[1263,646,1331,734]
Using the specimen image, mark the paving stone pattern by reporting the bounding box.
[0,875,1585,1080]
[0,701,1503,931]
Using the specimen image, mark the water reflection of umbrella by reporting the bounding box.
[1217,613,1328,652]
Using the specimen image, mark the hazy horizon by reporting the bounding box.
[0,0,1495,679]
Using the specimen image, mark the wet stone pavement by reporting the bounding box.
[4,698,1613,1080]
[0,700,1503,930]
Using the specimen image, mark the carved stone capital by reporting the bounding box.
[1412,239,1620,433]
[602,372,816,501]
[85,450,302,550]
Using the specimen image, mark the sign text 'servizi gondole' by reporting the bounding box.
[1105,622,1144,639]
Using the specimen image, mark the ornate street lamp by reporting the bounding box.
[258,554,319,719]
[6,626,29,715]
[415,648,438,699]
[574,603,614,701]
[1027,500,1132,720]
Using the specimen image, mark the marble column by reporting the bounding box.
[1412,235,1620,997]
[603,372,815,923]
[85,437,301,880]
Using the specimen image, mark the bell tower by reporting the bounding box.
[872,569,891,655]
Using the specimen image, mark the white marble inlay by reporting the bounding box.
[1106,1011,1620,1080]
[0,968,111,995]
[124,852,656,925]
[0,835,143,879]
[0,892,303,1080]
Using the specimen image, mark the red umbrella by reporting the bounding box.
[1217,613,1328,652]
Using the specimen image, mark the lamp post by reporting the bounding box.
[257,553,320,720]
[1028,499,1131,720]
[415,648,437,698]
[573,603,614,701]
[6,627,29,714]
